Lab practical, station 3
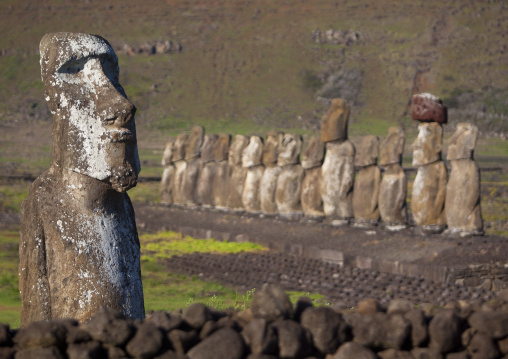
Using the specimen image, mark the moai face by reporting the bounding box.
[201,134,218,163]
[262,131,284,165]
[228,135,249,166]
[447,123,478,161]
[185,125,204,160]
[40,33,140,192]
[321,98,349,143]
[161,142,173,166]
[412,122,443,166]
[213,133,231,162]
[242,136,264,168]
[278,134,302,167]
[301,136,324,169]
[379,127,405,166]
[355,135,379,167]
[172,133,188,162]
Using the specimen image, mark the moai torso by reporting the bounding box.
[196,134,218,207]
[19,33,144,325]
[444,123,483,236]
[172,133,188,205]
[301,137,324,219]
[241,136,265,213]
[226,135,249,211]
[352,135,381,227]
[378,127,407,230]
[182,126,204,207]
[275,134,304,217]
[260,131,283,214]
[212,134,231,209]
[159,142,175,204]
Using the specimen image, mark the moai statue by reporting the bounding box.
[320,99,355,226]
[352,135,381,227]
[19,33,144,325]
[301,136,325,220]
[226,134,249,211]
[275,134,304,218]
[411,93,448,233]
[260,131,284,215]
[378,127,408,231]
[196,134,218,207]
[444,123,483,236]
[159,142,175,204]
[212,133,231,210]
[182,125,204,207]
[241,136,265,213]
[171,133,188,206]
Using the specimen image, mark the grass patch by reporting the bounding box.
[0,231,21,328]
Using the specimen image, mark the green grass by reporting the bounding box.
[0,231,21,328]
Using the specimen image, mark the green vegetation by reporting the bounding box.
[0,231,22,328]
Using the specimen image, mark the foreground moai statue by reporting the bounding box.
[212,133,231,209]
[260,131,284,215]
[301,136,325,219]
[172,133,189,205]
[352,135,381,227]
[242,136,265,213]
[182,125,204,207]
[378,127,408,230]
[19,33,145,325]
[444,123,483,236]
[320,99,355,225]
[411,93,448,233]
[226,134,249,211]
[159,142,175,204]
[196,134,218,207]
[275,134,304,217]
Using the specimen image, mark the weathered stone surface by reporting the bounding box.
[0,323,12,346]
[212,161,230,209]
[355,135,379,167]
[213,133,231,162]
[262,131,283,166]
[321,98,350,143]
[182,303,212,330]
[377,348,414,359]
[467,333,500,359]
[275,164,304,216]
[412,93,447,124]
[14,346,64,359]
[168,329,199,353]
[67,341,103,359]
[259,166,281,215]
[226,135,249,210]
[277,134,302,167]
[379,127,405,166]
[196,161,216,207]
[352,313,410,350]
[84,310,135,346]
[411,348,443,359]
[330,342,377,359]
[160,142,175,204]
[270,319,312,358]
[126,321,164,359]
[65,325,92,345]
[14,320,68,349]
[300,307,349,354]
[468,311,508,340]
[428,311,462,354]
[404,309,428,348]
[301,136,324,170]
[0,347,15,359]
[242,136,265,212]
[20,32,144,326]
[357,298,382,315]
[181,127,204,206]
[185,126,204,160]
[187,328,245,359]
[378,163,407,229]
[321,140,355,220]
[172,158,187,205]
[252,284,293,322]
[301,166,324,218]
[242,136,264,168]
[200,134,218,163]
[241,319,278,355]
[445,123,483,236]
[353,165,381,224]
[412,122,443,167]
[172,134,188,162]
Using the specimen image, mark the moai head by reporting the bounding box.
[40,32,140,192]
[242,136,264,168]
[262,131,284,166]
[301,136,324,169]
[185,125,204,160]
[447,123,479,161]
[161,142,173,166]
[172,133,188,162]
[278,134,302,167]
[412,93,447,123]
[213,133,231,162]
[412,122,443,166]
[321,98,349,143]
[201,134,218,163]
[379,127,405,166]
[228,135,249,166]
[355,135,379,167]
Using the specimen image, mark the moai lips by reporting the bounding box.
[301,137,325,218]
[321,98,349,143]
[260,132,284,215]
[242,136,265,212]
[412,93,447,124]
[412,122,443,167]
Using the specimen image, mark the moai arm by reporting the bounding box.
[435,163,448,221]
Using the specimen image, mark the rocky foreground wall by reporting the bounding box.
[2,285,508,359]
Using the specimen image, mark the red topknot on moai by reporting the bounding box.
[411,92,448,124]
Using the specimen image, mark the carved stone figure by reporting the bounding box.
[378,127,407,230]
[19,33,144,325]
[172,133,188,205]
[159,142,175,204]
[275,134,304,217]
[226,135,249,211]
[444,123,483,236]
[260,131,283,215]
[212,133,231,209]
[196,134,218,207]
[411,122,447,233]
[352,135,380,227]
[300,136,324,219]
[182,125,204,207]
[320,99,355,225]
[242,136,265,213]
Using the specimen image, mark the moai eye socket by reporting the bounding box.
[59,57,87,75]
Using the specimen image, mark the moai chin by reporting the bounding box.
[300,137,325,219]
[226,134,249,211]
[378,127,407,231]
[19,33,144,325]
[242,136,265,213]
[212,133,231,209]
[196,134,218,207]
[320,99,355,225]
[260,131,284,215]
[159,142,175,204]
[181,125,204,207]
[352,135,381,227]
[444,123,483,236]
[275,134,304,218]
[172,133,189,205]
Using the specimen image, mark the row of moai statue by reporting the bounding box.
[160,95,483,237]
